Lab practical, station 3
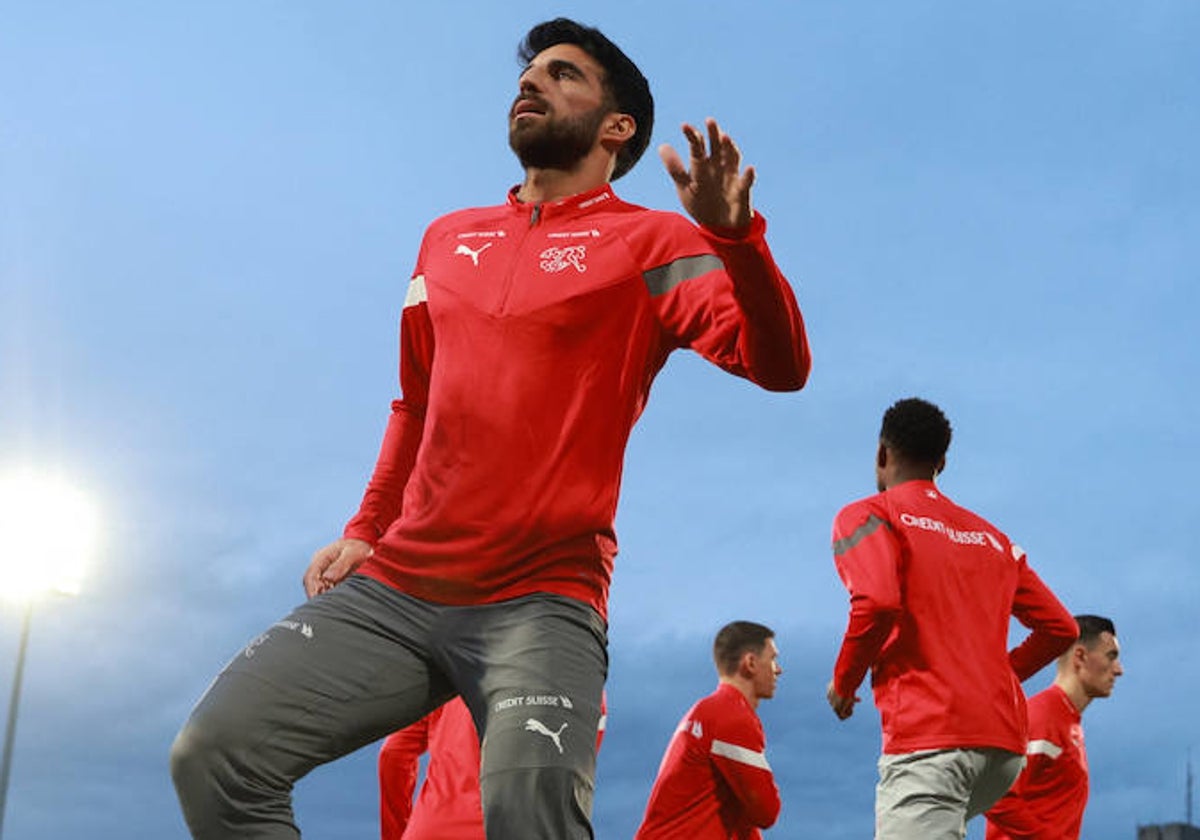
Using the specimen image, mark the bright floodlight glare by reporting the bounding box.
[0,469,97,599]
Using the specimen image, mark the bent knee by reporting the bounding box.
[170,716,221,790]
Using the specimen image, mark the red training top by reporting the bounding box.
[379,695,607,840]
[635,683,780,840]
[345,185,810,618]
[985,684,1089,840]
[831,479,1077,755]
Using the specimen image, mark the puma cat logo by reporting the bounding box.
[454,242,493,266]
[524,718,567,754]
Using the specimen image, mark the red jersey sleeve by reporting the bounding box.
[1006,548,1078,681]
[378,713,432,840]
[830,501,903,699]
[344,245,436,544]
[709,711,781,828]
[648,212,811,392]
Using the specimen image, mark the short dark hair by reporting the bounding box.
[1074,614,1116,648]
[880,397,953,466]
[518,18,654,180]
[713,621,774,676]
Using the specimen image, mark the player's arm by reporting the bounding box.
[1007,548,1078,680]
[985,802,1043,840]
[656,119,811,392]
[708,716,781,828]
[303,263,435,596]
[378,714,433,840]
[828,503,903,718]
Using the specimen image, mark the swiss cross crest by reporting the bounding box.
[539,245,588,273]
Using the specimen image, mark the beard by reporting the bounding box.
[508,100,608,173]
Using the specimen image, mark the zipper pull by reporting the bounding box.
[530,204,542,227]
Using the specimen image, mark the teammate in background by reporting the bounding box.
[826,397,1078,840]
[635,621,782,840]
[985,615,1123,840]
[170,16,811,840]
[380,695,608,840]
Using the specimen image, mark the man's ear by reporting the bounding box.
[601,113,636,144]
[739,650,758,679]
[876,443,888,470]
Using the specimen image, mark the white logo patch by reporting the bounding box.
[540,245,588,273]
[546,229,600,240]
[273,620,315,639]
[525,718,567,753]
[455,242,493,266]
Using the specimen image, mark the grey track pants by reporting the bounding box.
[875,747,1025,840]
[170,575,608,839]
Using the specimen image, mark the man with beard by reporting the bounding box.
[171,17,810,840]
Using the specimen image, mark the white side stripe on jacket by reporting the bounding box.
[1026,739,1064,759]
[711,739,771,770]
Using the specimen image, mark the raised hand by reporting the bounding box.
[659,117,755,230]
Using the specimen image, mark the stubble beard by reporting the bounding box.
[508,104,608,173]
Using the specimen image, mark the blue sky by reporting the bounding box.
[1,1,1197,837]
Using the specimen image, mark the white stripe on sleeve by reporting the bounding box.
[404,275,427,308]
[710,738,771,770]
[1026,739,1063,759]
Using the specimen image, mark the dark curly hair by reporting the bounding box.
[879,398,953,466]
[518,18,653,180]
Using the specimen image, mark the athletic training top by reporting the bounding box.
[635,683,780,840]
[379,695,608,840]
[985,684,1089,840]
[345,185,810,618]
[831,479,1077,755]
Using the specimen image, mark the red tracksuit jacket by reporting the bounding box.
[985,684,1089,839]
[345,185,810,617]
[635,683,780,840]
[831,480,1077,755]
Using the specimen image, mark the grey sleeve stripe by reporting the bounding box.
[642,254,724,297]
[832,515,889,557]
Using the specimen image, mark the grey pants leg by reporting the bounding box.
[433,594,608,840]
[875,747,1025,840]
[171,579,609,840]
[170,576,453,840]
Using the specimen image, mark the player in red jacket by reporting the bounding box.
[635,621,782,840]
[985,615,1123,840]
[171,17,810,840]
[380,695,608,840]
[826,398,1077,840]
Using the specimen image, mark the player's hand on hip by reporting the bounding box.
[303,538,373,598]
[659,117,755,231]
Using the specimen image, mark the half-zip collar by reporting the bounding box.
[506,183,617,226]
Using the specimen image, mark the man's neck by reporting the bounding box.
[1054,675,1092,714]
[719,675,759,710]
[516,159,612,204]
